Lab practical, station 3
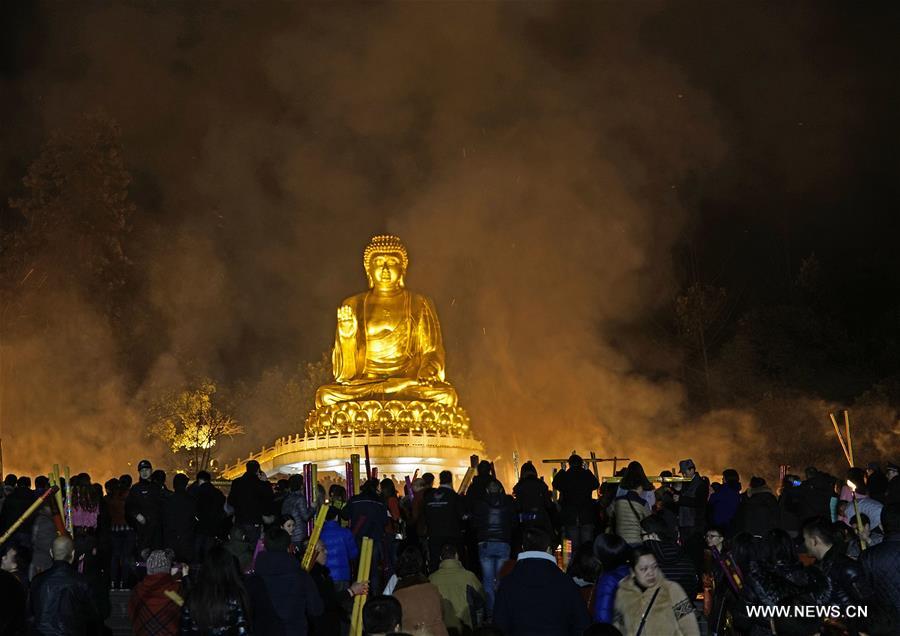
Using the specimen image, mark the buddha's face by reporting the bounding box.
[367,252,405,290]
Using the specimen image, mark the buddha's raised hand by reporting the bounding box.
[337,305,357,338]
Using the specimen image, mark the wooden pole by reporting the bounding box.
[0,486,58,545]
[351,454,361,490]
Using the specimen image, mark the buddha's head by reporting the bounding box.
[363,234,409,291]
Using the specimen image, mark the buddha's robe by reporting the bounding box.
[315,290,458,408]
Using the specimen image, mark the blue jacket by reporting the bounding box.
[494,554,591,635]
[708,482,741,530]
[591,565,629,623]
[320,520,359,583]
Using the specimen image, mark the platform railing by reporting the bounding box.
[221,427,483,477]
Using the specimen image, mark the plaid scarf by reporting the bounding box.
[128,573,182,636]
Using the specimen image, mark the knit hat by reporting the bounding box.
[146,549,173,575]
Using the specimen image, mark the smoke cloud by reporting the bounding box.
[4,2,850,482]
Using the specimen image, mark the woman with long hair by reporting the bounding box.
[180,546,250,635]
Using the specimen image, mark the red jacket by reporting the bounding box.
[128,573,181,636]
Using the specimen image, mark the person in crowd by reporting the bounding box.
[30,535,101,636]
[328,484,348,515]
[471,478,515,618]
[797,466,836,522]
[363,595,404,636]
[180,544,251,635]
[865,462,889,503]
[860,503,900,635]
[611,468,650,547]
[423,471,466,571]
[639,514,699,601]
[512,461,555,539]
[493,527,591,635]
[128,549,182,636]
[837,467,866,523]
[307,538,368,635]
[381,477,403,576]
[429,543,485,634]
[342,477,389,590]
[884,462,900,505]
[392,545,448,636]
[552,454,600,552]
[847,513,883,558]
[126,459,164,556]
[803,517,872,633]
[675,459,708,569]
[281,474,314,552]
[0,556,28,636]
[613,545,700,636]
[0,476,36,545]
[1,542,30,587]
[105,477,134,589]
[466,461,494,506]
[29,500,56,580]
[777,473,804,538]
[735,476,780,537]
[193,470,226,561]
[152,470,172,498]
[853,483,884,531]
[320,505,359,590]
[707,469,741,533]
[246,527,323,636]
[566,541,600,605]
[223,525,254,573]
[590,535,630,626]
[163,473,196,564]
[227,460,275,544]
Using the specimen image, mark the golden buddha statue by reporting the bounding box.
[315,235,459,409]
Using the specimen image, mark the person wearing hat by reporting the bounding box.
[125,459,164,556]
[128,549,182,636]
[552,453,600,555]
[675,458,708,570]
[883,462,900,506]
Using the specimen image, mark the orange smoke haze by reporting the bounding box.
[2,2,894,484]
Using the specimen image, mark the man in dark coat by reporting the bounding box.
[125,459,164,554]
[884,462,900,506]
[193,470,226,560]
[797,466,836,520]
[860,503,900,635]
[866,463,889,503]
[803,517,873,634]
[227,460,275,543]
[465,461,493,507]
[30,536,101,636]
[676,458,709,570]
[162,473,196,563]
[512,462,555,537]
[735,477,781,537]
[246,527,323,636]
[551,454,599,550]
[423,470,467,571]
[493,527,591,635]
[341,478,389,590]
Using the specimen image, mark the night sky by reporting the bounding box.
[2,1,899,479]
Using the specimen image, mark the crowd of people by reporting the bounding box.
[1,454,899,636]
